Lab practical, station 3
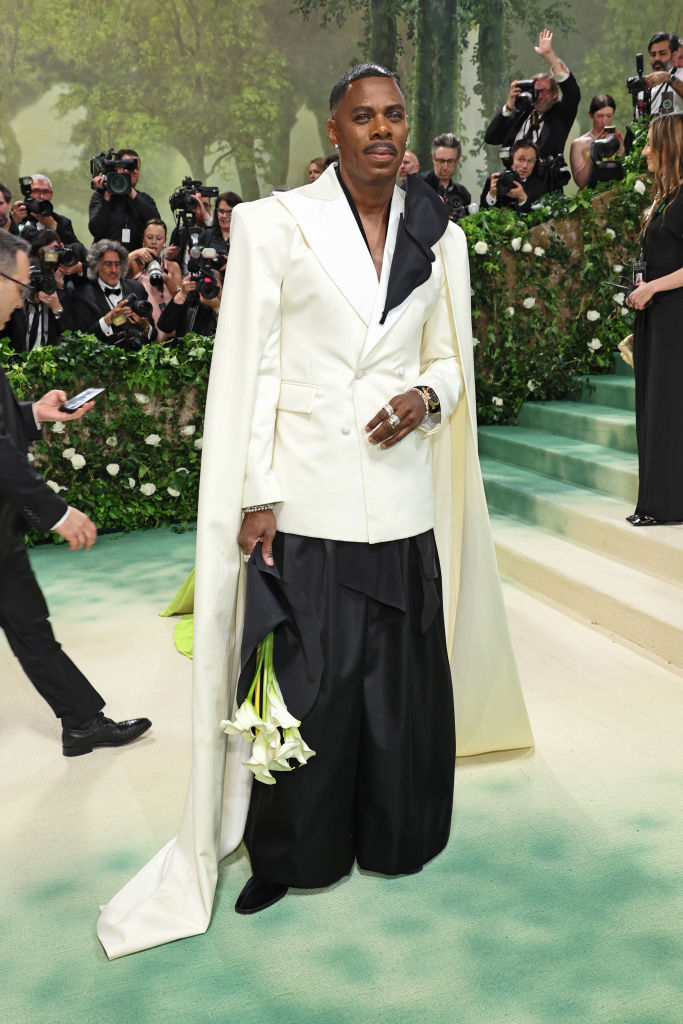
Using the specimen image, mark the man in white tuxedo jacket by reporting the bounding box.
[97,64,532,956]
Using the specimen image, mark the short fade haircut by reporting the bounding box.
[86,238,129,281]
[329,63,403,115]
[431,133,462,159]
[648,32,674,51]
[0,229,30,275]
[31,174,53,190]
[30,229,60,255]
[589,93,617,115]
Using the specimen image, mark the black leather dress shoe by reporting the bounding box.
[629,514,662,527]
[62,713,152,756]
[235,875,288,915]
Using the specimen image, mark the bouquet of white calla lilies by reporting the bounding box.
[220,631,315,784]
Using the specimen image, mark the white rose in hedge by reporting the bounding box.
[128,478,136,489]
[505,306,515,317]
[26,452,35,463]
[134,392,150,404]
[522,242,533,253]
[474,240,488,255]
[145,433,161,446]
[70,453,86,470]
[47,480,65,493]
[522,297,536,309]
[605,228,616,239]
[586,310,600,322]
[633,179,646,195]
[621,306,630,317]
[105,435,117,447]
[588,338,602,351]
[492,396,504,407]
[194,437,203,450]
[106,463,120,476]
[613,291,625,306]
[613,264,624,274]
[534,246,545,257]
[167,487,181,498]
[140,482,156,496]
[62,447,76,459]
[51,421,65,434]
[180,425,196,436]
[472,337,480,347]
[510,237,522,251]
[176,466,190,474]
[527,380,537,391]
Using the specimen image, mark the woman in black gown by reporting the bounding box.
[627,113,683,526]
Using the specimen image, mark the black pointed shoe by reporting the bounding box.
[62,713,152,756]
[235,875,288,915]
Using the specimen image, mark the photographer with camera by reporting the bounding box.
[10,175,83,250]
[570,94,626,189]
[196,192,243,266]
[72,239,157,347]
[0,184,21,235]
[88,149,160,252]
[420,134,472,220]
[126,218,182,337]
[5,230,79,353]
[484,30,580,175]
[643,33,683,116]
[157,247,222,342]
[481,141,548,213]
[165,177,216,274]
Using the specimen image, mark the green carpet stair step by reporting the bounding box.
[516,401,637,454]
[488,510,683,667]
[478,425,638,503]
[580,374,635,411]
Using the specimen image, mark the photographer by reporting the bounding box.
[5,230,78,353]
[157,260,222,343]
[166,178,215,274]
[644,32,683,115]
[197,192,243,265]
[481,141,548,213]
[10,175,83,249]
[71,239,157,346]
[484,30,580,165]
[570,94,626,189]
[126,218,181,336]
[88,149,160,251]
[0,184,20,235]
[420,133,472,220]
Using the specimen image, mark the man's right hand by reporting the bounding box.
[238,510,276,566]
[91,174,111,201]
[103,298,132,325]
[489,172,500,197]
[54,507,97,551]
[12,201,27,223]
[505,82,521,112]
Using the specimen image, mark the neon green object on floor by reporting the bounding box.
[160,569,195,658]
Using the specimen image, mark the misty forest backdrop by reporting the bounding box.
[2,0,682,242]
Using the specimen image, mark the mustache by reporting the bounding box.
[364,141,398,155]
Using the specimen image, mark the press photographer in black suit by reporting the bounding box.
[5,230,83,353]
[484,29,580,162]
[0,231,151,755]
[89,149,160,251]
[480,141,550,213]
[71,239,157,345]
[11,175,84,249]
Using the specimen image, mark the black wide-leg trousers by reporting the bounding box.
[0,542,105,726]
[243,531,455,889]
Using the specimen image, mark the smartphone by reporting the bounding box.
[59,387,106,413]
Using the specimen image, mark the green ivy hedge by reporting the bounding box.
[3,333,212,542]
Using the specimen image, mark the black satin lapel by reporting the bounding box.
[380,174,450,324]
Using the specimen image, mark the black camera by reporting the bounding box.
[537,152,571,192]
[626,53,651,121]
[18,176,53,218]
[123,294,154,321]
[497,169,522,197]
[90,150,138,196]
[109,305,151,350]
[514,79,537,113]
[28,248,60,296]
[169,177,219,217]
[187,246,222,300]
[589,128,624,183]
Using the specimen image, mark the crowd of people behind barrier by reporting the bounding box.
[1,27,681,355]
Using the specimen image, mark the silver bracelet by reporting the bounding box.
[242,503,273,514]
[410,386,431,424]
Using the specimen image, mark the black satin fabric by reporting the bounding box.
[243,531,455,888]
[634,191,683,519]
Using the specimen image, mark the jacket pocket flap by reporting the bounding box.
[277,381,317,414]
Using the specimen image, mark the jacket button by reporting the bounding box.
[341,424,351,435]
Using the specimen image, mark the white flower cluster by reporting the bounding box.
[474,240,489,255]
[586,310,601,322]
[51,421,65,434]
[140,482,156,496]
[492,396,504,407]
[588,338,602,351]
[145,433,161,446]
[510,237,522,251]
[613,264,624,275]
[522,242,533,253]
[62,447,86,469]
[605,228,616,240]
[505,306,515,317]
[534,246,545,257]
[47,480,66,493]
[180,425,196,436]
[522,297,536,310]
[106,463,119,476]
[613,291,625,306]
[633,179,646,195]
[134,393,150,404]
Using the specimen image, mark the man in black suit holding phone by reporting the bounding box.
[0,232,151,755]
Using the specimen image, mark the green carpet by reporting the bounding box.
[1,530,681,1024]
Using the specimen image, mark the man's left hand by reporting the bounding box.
[366,391,426,449]
[509,181,528,203]
[33,390,95,423]
[645,71,669,87]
